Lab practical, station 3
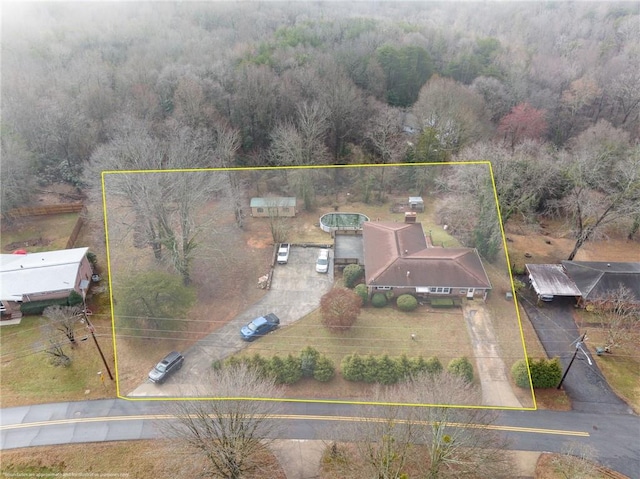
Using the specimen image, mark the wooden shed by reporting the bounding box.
[250,197,297,218]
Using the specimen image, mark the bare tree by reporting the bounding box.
[160,364,284,479]
[320,288,362,333]
[326,373,513,479]
[560,131,640,260]
[42,305,82,347]
[37,322,73,367]
[412,76,492,152]
[408,373,513,479]
[592,284,639,351]
[341,386,418,479]
[550,443,601,479]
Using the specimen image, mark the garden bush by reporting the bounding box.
[376,354,401,384]
[396,294,418,311]
[343,264,365,288]
[313,355,336,382]
[341,353,365,382]
[447,357,474,383]
[371,292,387,308]
[300,346,320,377]
[528,357,562,388]
[354,283,368,305]
[511,359,530,388]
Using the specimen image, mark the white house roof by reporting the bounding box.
[0,247,88,301]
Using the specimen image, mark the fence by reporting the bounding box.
[2,203,87,249]
[3,203,84,220]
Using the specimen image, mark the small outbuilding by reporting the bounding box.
[408,197,424,212]
[250,197,296,218]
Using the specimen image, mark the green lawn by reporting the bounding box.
[1,213,79,252]
[0,315,117,407]
[239,305,474,377]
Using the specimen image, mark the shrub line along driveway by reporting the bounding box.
[128,246,333,396]
[518,293,633,415]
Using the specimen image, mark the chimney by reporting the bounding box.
[404,212,417,223]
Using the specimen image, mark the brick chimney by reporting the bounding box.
[404,212,417,223]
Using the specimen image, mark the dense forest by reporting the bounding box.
[2,1,639,257]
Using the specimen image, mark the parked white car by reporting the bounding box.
[316,249,329,273]
[277,243,290,264]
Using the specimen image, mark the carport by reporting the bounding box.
[526,263,582,301]
[333,232,364,268]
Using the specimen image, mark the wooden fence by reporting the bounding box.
[3,203,84,219]
[66,215,85,249]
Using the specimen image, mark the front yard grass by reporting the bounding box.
[238,304,475,402]
[0,315,117,408]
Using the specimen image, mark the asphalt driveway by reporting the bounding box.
[518,292,633,414]
[129,245,334,396]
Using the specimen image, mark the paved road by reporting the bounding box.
[1,399,638,477]
[129,246,333,396]
[519,292,633,415]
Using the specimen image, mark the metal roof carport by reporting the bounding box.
[525,264,582,298]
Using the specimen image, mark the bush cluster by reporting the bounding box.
[343,264,365,288]
[511,357,562,389]
[220,347,335,385]
[341,353,443,385]
[20,291,83,315]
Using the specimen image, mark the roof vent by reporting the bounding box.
[406,270,411,278]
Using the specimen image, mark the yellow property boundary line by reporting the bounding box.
[101,162,536,409]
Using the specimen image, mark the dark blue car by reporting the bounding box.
[240,313,280,341]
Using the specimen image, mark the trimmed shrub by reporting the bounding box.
[279,354,303,385]
[528,357,562,388]
[377,354,401,385]
[354,283,368,305]
[371,292,387,308]
[341,353,365,382]
[313,355,336,382]
[396,294,418,311]
[398,354,414,379]
[362,354,379,383]
[300,346,320,378]
[511,359,530,388]
[447,357,474,383]
[385,290,395,301]
[343,264,365,288]
[20,296,75,315]
[424,356,443,376]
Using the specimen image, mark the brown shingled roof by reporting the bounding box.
[363,222,491,289]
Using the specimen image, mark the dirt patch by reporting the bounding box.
[4,237,52,251]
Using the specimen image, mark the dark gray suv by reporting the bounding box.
[148,351,184,384]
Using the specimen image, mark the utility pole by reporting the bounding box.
[557,332,588,390]
[81,288,114,381]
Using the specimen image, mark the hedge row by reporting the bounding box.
[20,291,83,315]
[341,353,445,385]
[218,347,335,385]
[511,357,562,388]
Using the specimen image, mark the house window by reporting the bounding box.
[459,289,467,295]
[429,287,450,294]
[376,286,392,291]
[257,208,264,213]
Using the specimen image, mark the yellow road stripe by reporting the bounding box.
[1,414,589,437]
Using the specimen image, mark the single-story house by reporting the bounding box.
[363,220,492,300]
[526,261,640,307]
[250,197,296,217]
[0,247,92,321]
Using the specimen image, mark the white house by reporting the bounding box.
[0,247,92,321]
